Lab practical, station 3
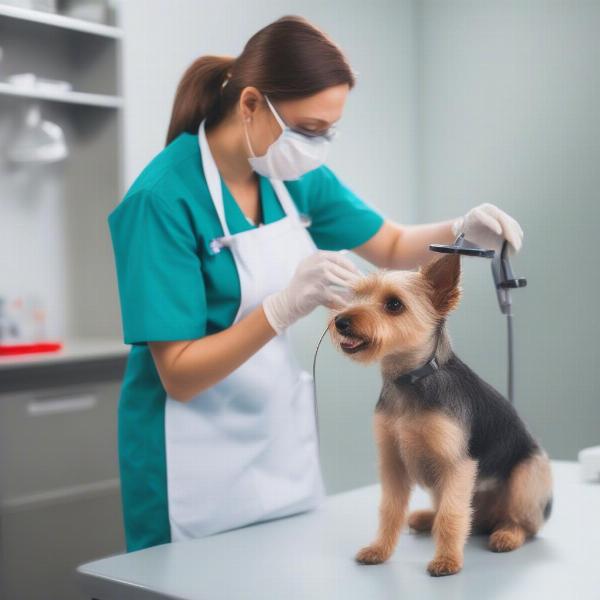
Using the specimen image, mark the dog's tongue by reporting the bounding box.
[341,337,363,349]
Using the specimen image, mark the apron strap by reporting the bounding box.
[198,120,231,238]
[270,178,312,227]
[269,179,300,221]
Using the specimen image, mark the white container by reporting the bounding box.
[7,73,73,93]
[579,446,600,483]
[32,0,57,12]
[0,0,57,11]
[62,0,108,24]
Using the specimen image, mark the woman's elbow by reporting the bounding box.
[163,378,209,403]
[164,381,195,403]
[149,341,206,402]
[167,387,192,403]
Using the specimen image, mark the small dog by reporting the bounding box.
[329,252,552,577]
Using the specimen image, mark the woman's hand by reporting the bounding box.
[453,203,524,255]
[150,250,361,402]
[262,250,362,334]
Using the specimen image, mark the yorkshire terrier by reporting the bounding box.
[329,252,552,577]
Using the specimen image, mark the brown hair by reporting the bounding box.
[165,15,356,146]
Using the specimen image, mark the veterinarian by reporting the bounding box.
[108,15,524,552]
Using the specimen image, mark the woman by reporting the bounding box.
[109,15,523,552]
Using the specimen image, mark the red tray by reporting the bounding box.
[0,342,63,356]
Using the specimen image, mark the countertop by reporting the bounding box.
[77,460,600,600]
[0,338,129,393]
[0,337,128,370]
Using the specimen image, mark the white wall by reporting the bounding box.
[119,0,418,493]
[417,0,600,459]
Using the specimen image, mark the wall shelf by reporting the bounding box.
[0,1,124,351]
[0,81,123,108]
[0,4,122,38]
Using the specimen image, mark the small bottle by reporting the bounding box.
[32,305,47,341]
[22,294,45,342]
[8,297,24,343]
[0,296,8,343]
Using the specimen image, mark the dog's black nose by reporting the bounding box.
[335,315,352,333]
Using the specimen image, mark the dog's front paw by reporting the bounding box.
[427,555,463,577]
[355,544,391,565]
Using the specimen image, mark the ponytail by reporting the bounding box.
[165,55,235,146]
[165,16,356,147]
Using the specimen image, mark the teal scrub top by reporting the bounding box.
[108,131,385,552]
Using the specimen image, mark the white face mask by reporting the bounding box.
[244,96,334,181]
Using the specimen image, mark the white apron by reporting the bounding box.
[164,120,326,542]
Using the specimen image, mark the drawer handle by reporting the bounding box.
[27,394,98,416]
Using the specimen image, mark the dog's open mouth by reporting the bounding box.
[339,335,369,354]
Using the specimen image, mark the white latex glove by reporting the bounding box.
[263,250,362,335]
[452,203,524,255]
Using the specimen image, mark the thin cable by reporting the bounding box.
[507,312,514,404]
[311,318,336,455]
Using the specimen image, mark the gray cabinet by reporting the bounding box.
[1,481,123,600]
[0,359,127,600]
[0,2,127,597]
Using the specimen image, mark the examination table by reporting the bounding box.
[77,461,600,599]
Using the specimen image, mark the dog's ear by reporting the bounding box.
[420,253,462,315]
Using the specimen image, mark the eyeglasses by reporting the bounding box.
[265,95,339,142]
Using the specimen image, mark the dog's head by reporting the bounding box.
[328,253,462,363]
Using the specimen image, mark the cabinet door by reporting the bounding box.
[0,381,121,502]
[0,380,125,600]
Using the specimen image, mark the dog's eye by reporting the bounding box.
[384,297,404,314]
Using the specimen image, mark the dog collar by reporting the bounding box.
[395,356,440,385]
[394,318,446,386]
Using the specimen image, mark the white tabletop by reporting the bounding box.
[77,461,600,600]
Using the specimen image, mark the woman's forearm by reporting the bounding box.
[390,218,458,270]
[354,218,460,271]
[149,305,277,402]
